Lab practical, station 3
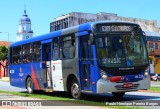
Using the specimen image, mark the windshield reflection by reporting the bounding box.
[96,34,148,67]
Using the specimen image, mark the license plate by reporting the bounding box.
[123,83,133,88]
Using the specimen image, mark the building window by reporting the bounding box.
[149,42,153,49]
[26,36,29,39]
[155,43,158,49]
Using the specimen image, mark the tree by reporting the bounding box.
[0,46,8,77]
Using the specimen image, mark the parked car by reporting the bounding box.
[150,74,158,81]
[157,74,160,81]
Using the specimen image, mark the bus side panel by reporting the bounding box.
[30,63,44,90]
[10,63,44,90]
[62,58,79,91]
[10,65,23,88]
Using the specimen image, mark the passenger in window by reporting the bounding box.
[14,59,17,64]
[60,48,65,58]
[22,47,25,54]
[23,55,27,63]
[19,50,22,55]
[26,57,30,62]
[17,58,20,64]
[70,46,75,58]
[13,57,18,64]
[37,53,40,61]
[72,39,75,46]
[30,48,32,53]
[27,54,32,62]
[53,50,58,60]
[97,48,109,59]
[112,36,123,58]
[33,53,40,62]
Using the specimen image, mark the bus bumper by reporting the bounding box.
[96,76,150,93]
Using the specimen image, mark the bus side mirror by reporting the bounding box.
[142,31,147,43]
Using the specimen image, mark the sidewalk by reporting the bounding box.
[0,77,9,82]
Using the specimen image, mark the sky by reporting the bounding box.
[0,0,159,42]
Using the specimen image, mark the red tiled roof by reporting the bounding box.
[0,41,12,47]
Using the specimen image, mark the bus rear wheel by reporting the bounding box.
[112,92,125,98]
[71,78,81,99]
[26,77,34,94]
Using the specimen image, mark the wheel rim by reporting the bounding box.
[27,78,33,93]
[71,83,80,98]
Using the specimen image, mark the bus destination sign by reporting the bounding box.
[96,24,140,32]
[101,26,132,32]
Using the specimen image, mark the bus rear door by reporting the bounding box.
[41,39,52,90]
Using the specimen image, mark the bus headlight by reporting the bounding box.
[100,69,108,81]
[144,67,149,78]
[144,72,149,76]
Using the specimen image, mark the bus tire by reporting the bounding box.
[112,92,125,98]
[26,77,34,94]
[71,78,81,99]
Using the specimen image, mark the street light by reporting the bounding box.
[0,32,9,42]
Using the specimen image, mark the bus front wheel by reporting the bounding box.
[112,92,125,98]
[71,78,81,99]
[26,77,34,94]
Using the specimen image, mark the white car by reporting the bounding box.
[150,74,158,81]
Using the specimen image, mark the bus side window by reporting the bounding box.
[13,46,21,64]
[60,34,75,59]
[33,42,41,62]
[10,48,13,64]
[22,43,32,63]
[53,38,59,60]
[70,36,76,58]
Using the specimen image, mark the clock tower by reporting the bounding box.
[17,10,33,41]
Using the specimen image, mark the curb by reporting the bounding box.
[0,77,10,82]
[138,90,160,93]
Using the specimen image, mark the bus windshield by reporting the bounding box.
[95,34,148,67]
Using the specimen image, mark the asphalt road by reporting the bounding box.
[0,80,160,109]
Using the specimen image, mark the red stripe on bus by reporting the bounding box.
[109,76,121,82]
[31,65,40,90]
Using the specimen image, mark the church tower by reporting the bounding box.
[17,10,33,41]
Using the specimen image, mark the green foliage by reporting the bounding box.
[149,87,160,91]
[0,46,8,61]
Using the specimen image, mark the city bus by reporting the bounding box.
[9,21,150,99]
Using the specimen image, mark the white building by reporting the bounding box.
[50,12,160,34]
[17,10,33,41]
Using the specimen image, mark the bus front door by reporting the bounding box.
[41,42,52,89]
[79,36,91,91]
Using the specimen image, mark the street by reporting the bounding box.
[0,81,160,109]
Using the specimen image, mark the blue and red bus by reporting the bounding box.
[9,21,150,99]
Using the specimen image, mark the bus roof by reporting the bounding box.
[10,21,140,47]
